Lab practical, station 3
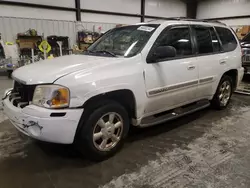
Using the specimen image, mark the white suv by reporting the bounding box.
[2,19,244,161]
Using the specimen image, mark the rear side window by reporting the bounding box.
[193,26,213,54]
[215,27,237,52]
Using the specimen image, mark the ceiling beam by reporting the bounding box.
[186,1,198,19]
[141,0,145,22]
[75,0,81,21]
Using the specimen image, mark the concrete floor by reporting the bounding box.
[1,76,250,188]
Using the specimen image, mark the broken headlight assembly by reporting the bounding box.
[32,85,70,109]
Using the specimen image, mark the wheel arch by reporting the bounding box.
[74,89,137,142]
[82,89,137,120]
[222,69,238,91]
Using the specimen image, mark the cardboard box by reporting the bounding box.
[19,41,34,49]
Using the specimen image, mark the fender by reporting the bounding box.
[81,84,134,104]
[54,60,147,119]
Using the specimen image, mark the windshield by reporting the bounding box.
[86,24,159,57]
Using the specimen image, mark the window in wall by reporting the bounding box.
[210,28,221,52]
[194,26,213,54]
[215,27,237,52]
[155,27,193,57]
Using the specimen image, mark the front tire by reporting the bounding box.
[76,100,129,161]
[211,75,233,110]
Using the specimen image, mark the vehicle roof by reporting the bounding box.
[137,19,228,28]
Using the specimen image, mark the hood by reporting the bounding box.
[12,55,121,85]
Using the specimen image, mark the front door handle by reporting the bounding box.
[187,65,195,70]
[220,60,227,65]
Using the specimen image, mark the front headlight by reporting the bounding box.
[32,85,70,109]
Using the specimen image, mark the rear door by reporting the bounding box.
[215,26,239,71]
[191,25,224,99]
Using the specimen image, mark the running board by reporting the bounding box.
[140,99,210,128]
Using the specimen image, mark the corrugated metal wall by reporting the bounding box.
[0,16,116,47]
[197,0,250,20]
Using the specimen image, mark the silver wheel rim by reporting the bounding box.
[219,81,231,106]
[93,112,123,152]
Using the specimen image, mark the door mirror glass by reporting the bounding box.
[152,46,177,62]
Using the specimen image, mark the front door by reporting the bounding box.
[144,25,199,115]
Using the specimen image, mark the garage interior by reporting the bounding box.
[1,0,250,187]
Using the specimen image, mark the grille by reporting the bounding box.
[9,81,36,108]
[242,48,250,64]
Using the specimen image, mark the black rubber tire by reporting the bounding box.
[75,100,129,161]
[211,75,233,110]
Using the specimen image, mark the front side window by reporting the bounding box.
[193,26,213,54]
[153,26,193,57]
[86,24,159,57]
[215,27,237,52]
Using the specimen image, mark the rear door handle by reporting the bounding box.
[187,65,195,70]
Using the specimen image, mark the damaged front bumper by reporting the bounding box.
[2,92,83,144]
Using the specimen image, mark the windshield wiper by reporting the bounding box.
[93,50,117,57]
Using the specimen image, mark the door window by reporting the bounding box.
[153,27,193,58]
[193,27,213,54]
[215,27,237,52]
[210,28,221,52]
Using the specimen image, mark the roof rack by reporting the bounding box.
[147,17,226,26]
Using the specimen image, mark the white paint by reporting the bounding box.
[81,13,140,24]
[197,0,250,19]
[144,53,199,114]
[4,0,75,8]
[3,95,83,144]
[5,20,243,144]
[145,0,187,18]
[0,5,76,21]
[81,0,140,14]
[101,106,250,188]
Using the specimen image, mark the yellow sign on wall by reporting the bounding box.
[39,40,51,53]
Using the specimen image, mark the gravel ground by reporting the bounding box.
[1,76,250,188]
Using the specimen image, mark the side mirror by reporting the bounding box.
[148,46,177,63]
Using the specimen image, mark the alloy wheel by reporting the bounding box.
[92,112,123,151]
[218,80,231,106]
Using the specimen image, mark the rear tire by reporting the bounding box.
[211,75,233,110]
[76,100,129,161]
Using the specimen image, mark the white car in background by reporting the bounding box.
[2,19,244,161]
